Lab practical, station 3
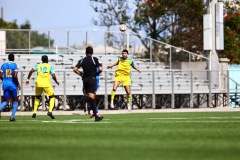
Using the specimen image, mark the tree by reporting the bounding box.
[219,0,240,63]
[90,0,207,60]
[169,0,205,54]
[0,19,53,53]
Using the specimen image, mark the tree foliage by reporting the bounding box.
[0,19,53,53]
[220,0,240,63]
[90,0,206,60]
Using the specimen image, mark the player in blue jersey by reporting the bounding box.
[0,53,21,122]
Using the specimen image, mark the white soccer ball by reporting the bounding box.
[119,24,127,32]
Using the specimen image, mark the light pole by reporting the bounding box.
[204,0,224,107]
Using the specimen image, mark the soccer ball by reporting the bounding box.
[119,24,127,32]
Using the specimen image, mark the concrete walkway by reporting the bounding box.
[1,107,240,116]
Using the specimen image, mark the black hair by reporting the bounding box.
[86,46,93,54]
[8,53,14,61]
[122,49,129,54]
[41,55,48,63]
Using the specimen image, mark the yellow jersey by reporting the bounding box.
[34,63,55,87]
[115,57,135,76]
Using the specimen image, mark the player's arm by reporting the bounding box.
[73,67,83,76]
[14,71,21,89]
[51,74,60,86]
[107,62,118,69]
[97,65,103,76]
[133,66,141,73]
[0,71,3,81]
[25,68,35,86]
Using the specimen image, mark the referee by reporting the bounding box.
[73,46,104,122]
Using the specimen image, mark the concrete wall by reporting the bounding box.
[0,31,6,54]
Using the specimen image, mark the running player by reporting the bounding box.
[85,66,101,118]
[0,53,21,121]
[25,55,59,119]
[74,46,104,122]
[107,49,141,111]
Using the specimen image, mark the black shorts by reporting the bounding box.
[82,77,97,94]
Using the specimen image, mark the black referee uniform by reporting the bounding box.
[75,56,102,94]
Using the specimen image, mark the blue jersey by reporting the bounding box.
[96,67,99,90]
[0,61,19,90]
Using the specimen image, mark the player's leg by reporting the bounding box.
[123,76,131,111]
[110,79,121,109]
[9,89,19,121]
[0,90,10,111]
[83,77,103,121]
[124,86,131,111]
[81,87,88,113]
[89,96,101,118]
[95,77,100,117]
[32,87,43,118]
[89,77,100,118]
[45,86,55,119]
[0,90,10,118]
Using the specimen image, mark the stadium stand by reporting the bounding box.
[0,52,229,110]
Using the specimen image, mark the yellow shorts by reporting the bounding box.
[35,86,54,96]
[114,74,131,86]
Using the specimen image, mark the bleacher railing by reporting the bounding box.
[0,29,219,71]
[0,68,230,110]
[0,29,231,110]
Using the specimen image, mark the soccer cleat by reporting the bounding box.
[47,112,55,119]
[110,103,115,109]
[32,113,36,118]
[90,113,100,119]
[9,117,16,122]
[95,116,104,122]
[127,104,131,111]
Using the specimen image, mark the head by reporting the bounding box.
[122,49,129,59]
[85,46,93,55]
[8,53,14,61]
[41,55,48,63]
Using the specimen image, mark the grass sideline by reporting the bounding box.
[1,112,240,160]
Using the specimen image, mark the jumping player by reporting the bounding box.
[107,49,141,111]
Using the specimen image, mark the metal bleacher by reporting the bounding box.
[0,53,227,110]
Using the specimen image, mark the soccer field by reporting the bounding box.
[1,112,240,160]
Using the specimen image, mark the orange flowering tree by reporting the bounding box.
[220,0,240,63]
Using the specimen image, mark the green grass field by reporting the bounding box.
[1,112,240,160]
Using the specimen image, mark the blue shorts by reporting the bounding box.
[3,89,18,99]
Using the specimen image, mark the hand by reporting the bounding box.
[135,68,141,73]
[107,66,112,69]
[79,72,84,77]
[25,79,30,86]
[18,84,21,90]
[56,81,60,86]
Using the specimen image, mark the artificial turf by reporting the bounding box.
[0,112,240,160]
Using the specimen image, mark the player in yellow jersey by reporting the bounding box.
[107,49,141,111]
[25,55,60,119]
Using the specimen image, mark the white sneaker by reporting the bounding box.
[110,103,114,109]
[127,104,131,111]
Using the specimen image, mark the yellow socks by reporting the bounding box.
[49,97,55,112]
[127,94,131,104]
[33,98,40,114]
[111,90,115,103]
